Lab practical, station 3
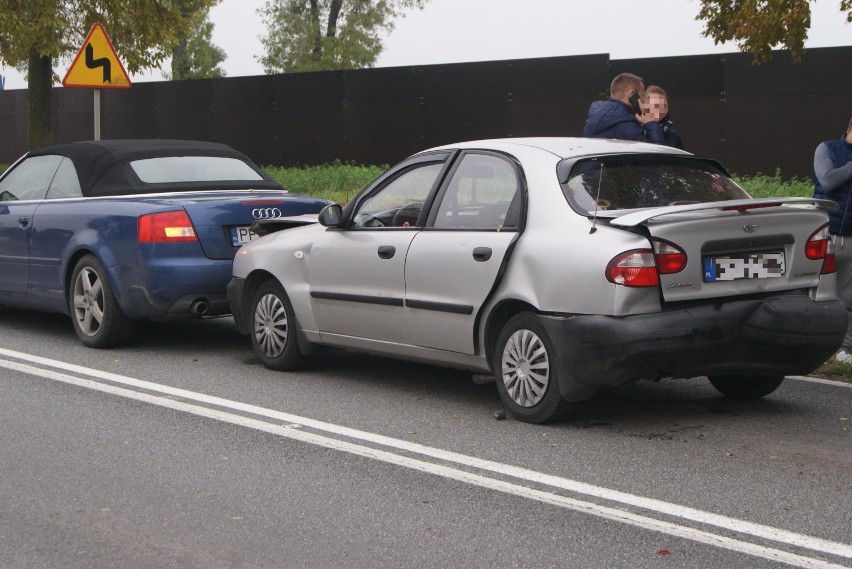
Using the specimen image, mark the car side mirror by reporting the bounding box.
[318,203,344,227]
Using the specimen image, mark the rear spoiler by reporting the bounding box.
[250,213,319,236]
[596,198,836,228]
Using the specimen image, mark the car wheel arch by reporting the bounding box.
[483,299,538,369]
[243,269,279,308]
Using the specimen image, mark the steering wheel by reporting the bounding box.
[354,212,386,228]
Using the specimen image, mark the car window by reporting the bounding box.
[45,158,83,199]
[351,163,444,228]
[130,156,264,183]
[433,153,520,230]
[562,156,750,211]
[0,155,63,201]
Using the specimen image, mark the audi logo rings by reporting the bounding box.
[252,208,282,220]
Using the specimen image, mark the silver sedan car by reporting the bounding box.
[228,138,846,423]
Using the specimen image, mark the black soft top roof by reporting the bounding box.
[28,139,281,197]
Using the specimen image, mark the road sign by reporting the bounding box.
[63,23,131,89]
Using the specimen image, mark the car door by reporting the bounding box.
[404,151,523,353]
[0,155,62,293]
[309,157,449,343]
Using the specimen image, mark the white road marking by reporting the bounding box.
[1,348,849,569]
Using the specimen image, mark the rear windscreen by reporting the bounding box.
[561,156,750,212]
[130,156,264,184]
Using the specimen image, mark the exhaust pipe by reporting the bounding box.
[190,299,209,315]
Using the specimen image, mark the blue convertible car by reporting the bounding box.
[0,139,330,347]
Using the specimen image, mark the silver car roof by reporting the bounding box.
[423,137,691,159]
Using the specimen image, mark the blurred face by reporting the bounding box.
[644,93,669,120]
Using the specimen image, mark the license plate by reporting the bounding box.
[703,251,785,282]
[231,226,259,246]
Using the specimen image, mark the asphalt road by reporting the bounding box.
[1,308,850,569]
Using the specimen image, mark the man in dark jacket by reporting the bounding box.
[583,73,664,144]
[813,116,852,363]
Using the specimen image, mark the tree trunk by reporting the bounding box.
[27,48,53,149]
[327,0,344,37]
[309,0,322,59]
[172,39,189,79]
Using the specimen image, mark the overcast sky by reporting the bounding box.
[1,0,850,90]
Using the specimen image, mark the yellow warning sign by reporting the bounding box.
[63,23,131,89]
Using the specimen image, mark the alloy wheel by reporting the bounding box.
[72,267,105,337]
[501,328,550,407]
[254,293,288,358]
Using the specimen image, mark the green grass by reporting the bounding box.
[732,169,814,198]
[263,161,386,205]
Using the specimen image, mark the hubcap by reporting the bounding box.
[501,329,550,407]
[72,267,104,337]
[254,293,288,358]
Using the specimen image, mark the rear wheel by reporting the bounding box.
[250,280,307,371]
[708,375,785,400]
[69,254,136,348]
[493,312,575,424]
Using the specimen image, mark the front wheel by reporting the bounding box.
[69,254,136,348]
[249,280,307,371]
[708,375,785,400]
[493,312,575,424]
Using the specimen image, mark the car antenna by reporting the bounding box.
[589,162,604,234]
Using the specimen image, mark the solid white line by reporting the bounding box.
[1,348,850,568]
[788,375,852,388]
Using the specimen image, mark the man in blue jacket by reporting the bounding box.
[814,116,852,363]
[583,73,664,144]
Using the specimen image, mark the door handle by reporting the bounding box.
[472,247,492,262]
[377,245,396,259]
[18,216,30,227]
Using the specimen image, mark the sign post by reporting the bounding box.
[62,23,131,140]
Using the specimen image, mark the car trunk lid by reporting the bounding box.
[603,199,835,303]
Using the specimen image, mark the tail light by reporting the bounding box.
[138,210,198,242]
[653,239,688,274]
[606,239,687,287]
[805,224,835,274]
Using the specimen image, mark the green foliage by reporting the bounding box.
[257,0,427,73]
[263,161,386,204]
[696,0,852,63]
[0,0,216,73]
[732,168,814,197]
[169,3,226,80]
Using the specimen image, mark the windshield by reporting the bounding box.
[561,156,750,212]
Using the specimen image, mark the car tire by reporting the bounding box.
[708,375,785,400]
[69,254,136,348]
[493,312,575,424]
[250,280,307,371]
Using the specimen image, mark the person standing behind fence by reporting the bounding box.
[643,85,683,149]
[583,72,664,144]
[813,116,852,363]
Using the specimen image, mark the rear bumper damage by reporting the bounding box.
[539,294,847,394]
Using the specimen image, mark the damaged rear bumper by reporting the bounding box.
[539,294,847,392]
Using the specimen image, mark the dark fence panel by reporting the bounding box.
[344,66,423,166]
[508,54,609,137]
[103,83,158,139]
[0,90,26,162]
[1,46,849,180]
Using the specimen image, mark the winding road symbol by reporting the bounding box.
[85,43,111,84]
